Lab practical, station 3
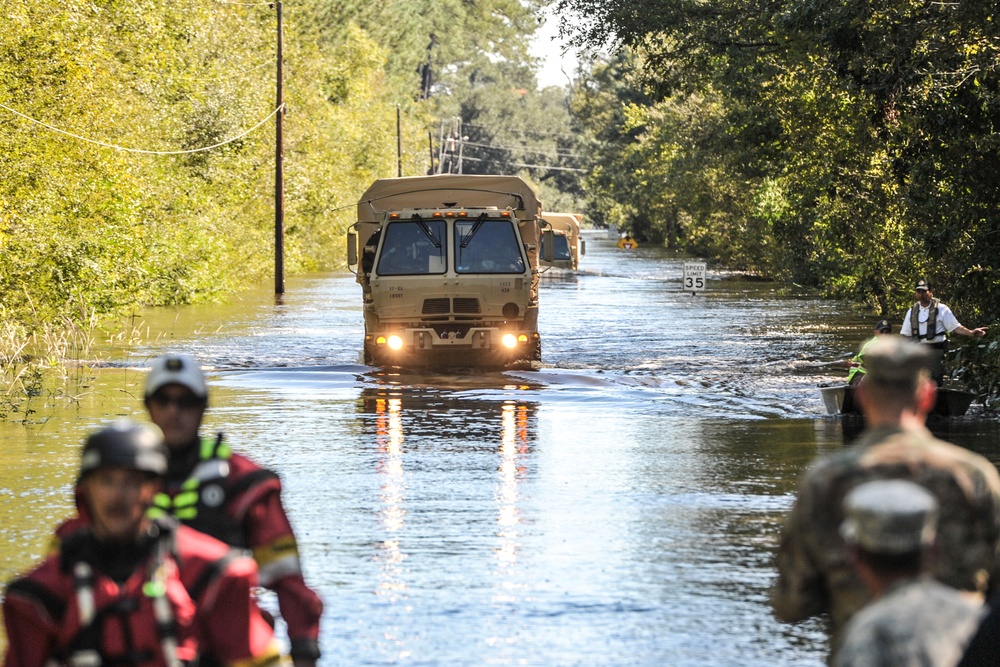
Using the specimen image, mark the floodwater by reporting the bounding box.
[2,232,999,665]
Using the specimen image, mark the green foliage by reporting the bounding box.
[0,0,454,335]
[556,0,1000,398]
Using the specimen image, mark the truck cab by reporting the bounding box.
[348,175,545,369]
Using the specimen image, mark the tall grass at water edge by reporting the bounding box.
[0,311,159,423]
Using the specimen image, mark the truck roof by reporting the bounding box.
[540,212,582,236]
[357,174,542,223]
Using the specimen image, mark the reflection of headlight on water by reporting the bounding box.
[501,333,518,348]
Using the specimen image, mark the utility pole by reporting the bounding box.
[436,117,462,174]
[274,1,285,295]
[397,105,402,177]
[456,118,465,174]
[428,130,434,174]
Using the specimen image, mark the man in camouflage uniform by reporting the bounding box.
[835,479,984,667]
[771,336,1000,660]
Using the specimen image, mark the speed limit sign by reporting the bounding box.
[683,262,707,295]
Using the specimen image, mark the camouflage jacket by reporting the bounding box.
[834,577,984,667]
[771,425,1000,655]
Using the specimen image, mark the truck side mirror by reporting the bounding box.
[347,231,358,267]
[542,229,555,263]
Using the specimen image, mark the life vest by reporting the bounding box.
[847,336,878,383]
[909,298,942,341]
[150,435,278,549]
[7,520,200,667]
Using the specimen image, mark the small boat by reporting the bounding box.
[819,384,975,417]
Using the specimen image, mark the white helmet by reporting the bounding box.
[145,353,208,399]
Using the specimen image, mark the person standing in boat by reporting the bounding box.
[143,354,323,667]
[771,336,1000,663]
[899,279,987,385]
[847,318,893,386]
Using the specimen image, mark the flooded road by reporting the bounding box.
[2,232,999,665]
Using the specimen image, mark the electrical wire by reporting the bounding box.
[0,103,283,155]
[462,140,585,161]
[459,154,586,172]
[463,122,579,142]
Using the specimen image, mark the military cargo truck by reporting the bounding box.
[347,174,546,368]
[539,212,585,270]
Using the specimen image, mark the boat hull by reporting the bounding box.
[819,384,974,417]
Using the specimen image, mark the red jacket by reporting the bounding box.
[158,436,323,661]
[4,519,279,667]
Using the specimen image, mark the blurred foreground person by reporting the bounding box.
[3,420,280,667]
[772,336,1000,661]
[144,354,322,667]
[835,480,984,667]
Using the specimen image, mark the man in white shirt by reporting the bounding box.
[899,279,986,383]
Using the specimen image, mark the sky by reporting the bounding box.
[530,9,580,89]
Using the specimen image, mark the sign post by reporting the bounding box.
[683,262,707,296]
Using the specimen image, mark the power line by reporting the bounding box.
[0,102,283,155]
[463,122,580,142]
[462,140,585,161]
[460,154,587,173]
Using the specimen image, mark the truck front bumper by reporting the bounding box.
[365,327,540,368]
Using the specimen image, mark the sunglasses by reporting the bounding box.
[148,393,205,410]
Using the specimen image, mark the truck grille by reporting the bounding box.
[422,298,451,315]
[421,298,482,315]
[453,298,481,314]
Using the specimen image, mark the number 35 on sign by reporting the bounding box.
[683,262,707,294]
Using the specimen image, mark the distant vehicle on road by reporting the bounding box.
[539,212,585,270]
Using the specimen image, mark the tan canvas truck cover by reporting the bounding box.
[358,174,541,222]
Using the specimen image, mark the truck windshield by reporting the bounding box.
[541,233,572,261]
[455,219,526,274]
[376,220,447,275]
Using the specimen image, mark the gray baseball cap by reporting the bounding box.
[840,479,939,555]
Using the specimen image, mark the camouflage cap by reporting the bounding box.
[914,279,931,291]
[840,479,939,555]
[862,335,931,386]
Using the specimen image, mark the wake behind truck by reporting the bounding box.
[347,174,546,368]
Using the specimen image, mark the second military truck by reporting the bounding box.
[347,174,546,368]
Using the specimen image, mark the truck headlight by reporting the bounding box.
[388,335,404,350]
[501,333,518,349]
